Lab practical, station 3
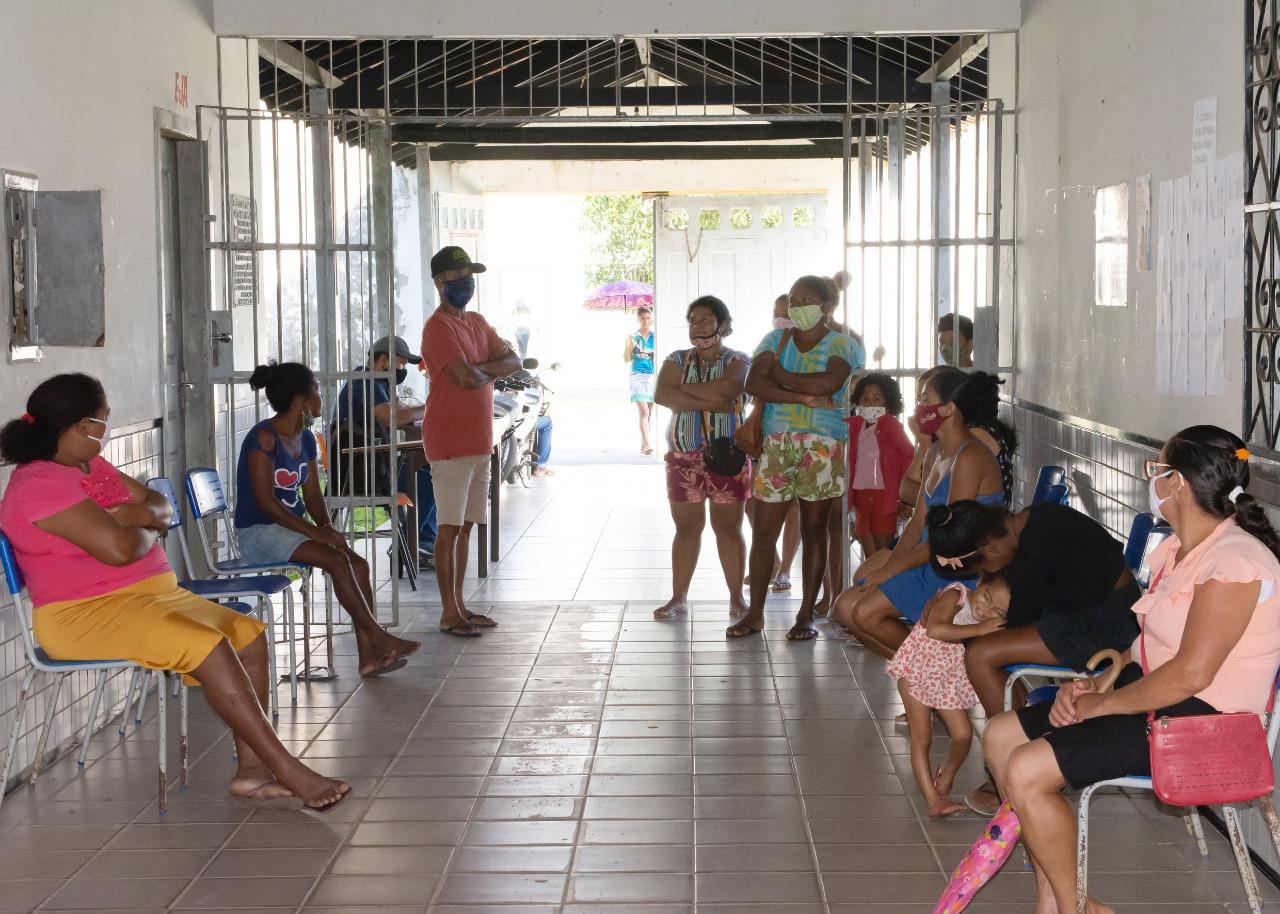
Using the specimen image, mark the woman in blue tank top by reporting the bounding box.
[235,361,420,678]
[833,369,1014,658]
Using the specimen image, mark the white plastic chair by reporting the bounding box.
[1075,672,1280,914]
[0,533,193,815]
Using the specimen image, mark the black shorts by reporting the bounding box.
[1035,581,1141,671]
[1016,663,1217,790]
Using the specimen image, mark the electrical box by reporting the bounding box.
[2,170,107,360]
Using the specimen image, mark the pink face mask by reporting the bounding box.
[773,316,794,330]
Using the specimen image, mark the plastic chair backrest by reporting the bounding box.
[145,476,183,531]
[1135,525,1174,590]
[1031,465,1067,504]
[0,532,24,597]
[185,468,229,521]
[1044,483,1069,506]
[1124,513,1157,574]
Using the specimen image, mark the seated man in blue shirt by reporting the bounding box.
[332,335,438,564]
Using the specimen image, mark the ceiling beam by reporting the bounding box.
[258,41,344,89]
[392,122,851,144]
[916,35,988,83]
[427,141,847,160]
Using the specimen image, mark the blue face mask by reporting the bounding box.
[443,275,476,309]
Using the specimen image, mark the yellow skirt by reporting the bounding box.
[33,572,267,683]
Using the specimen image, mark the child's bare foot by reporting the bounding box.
[928,797,967,818]
[932,764,956,798]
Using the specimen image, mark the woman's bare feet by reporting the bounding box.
[275,762,351,811]
[229,766,295,805]
[654,599,688,619]
[729,596,749,619]
[358,636,420,677]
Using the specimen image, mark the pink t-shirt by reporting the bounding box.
[0,457,170,607]
[1134,518,1280,714]
[421,309,504,462]
[852,421,884,490]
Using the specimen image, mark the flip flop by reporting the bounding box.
[466,614,499,628]
[770,578,792,593]
[928,800,968,819]
[230,780,302,810]
[725,620,764,638]
[786,623,819,641]
[362,657,410,678]
[439,623,483,638]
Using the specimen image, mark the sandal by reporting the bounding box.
[438,623,483,638]
[362,657,409,678]
[299,780,351,816]
[770,577,792,593]
[786,623,818,641]
[725,620,764,638]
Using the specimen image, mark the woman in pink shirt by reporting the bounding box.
[981,425,1280,914]
[0,374,348,811]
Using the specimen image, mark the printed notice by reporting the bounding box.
[1192,97,1217,175]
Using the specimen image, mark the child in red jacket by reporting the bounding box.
[846,373,915,558]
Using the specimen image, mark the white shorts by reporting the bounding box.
[431,455,490,527]
[630,373,655,403]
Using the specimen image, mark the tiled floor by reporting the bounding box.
[0,445,1274,912]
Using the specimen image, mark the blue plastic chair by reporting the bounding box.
[184,467,327,693]
[1030,465,1067,505]
[0,533,231,815]
[1043,482,1069,506]
[147,477,297,714]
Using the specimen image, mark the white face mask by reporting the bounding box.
[1149,469,1176,522]
[858,406,886,423]
[85,416,110,453]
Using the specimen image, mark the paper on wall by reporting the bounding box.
[1136,175,1153,272]
[1222,149,1245,320]
[1156,180,1173,395]
[1192,97,1217,175]
[1172,175,1191,397]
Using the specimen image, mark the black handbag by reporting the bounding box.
[683,350,748,478]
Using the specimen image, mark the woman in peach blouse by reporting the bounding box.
[982,425,1280,914]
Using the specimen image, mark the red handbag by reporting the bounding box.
[1140,572,1275,807]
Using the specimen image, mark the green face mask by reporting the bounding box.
[939,343,956,364]
[788,304,825,332]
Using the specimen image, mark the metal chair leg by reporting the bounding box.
[0,667,37,815]
[283,589,298,706]
[179,681,189,788]
[1185,807,1209,857]
[322,571,335,673]
[1259,796,1280,862]
[135,670,153,725]
[77,670,110,767]
[261,598,279,720]
[1223,804,1262,914]
[1075,784,1095,914]
[157,673,168,815]
[119,667,143,736]
[29,675,65,785]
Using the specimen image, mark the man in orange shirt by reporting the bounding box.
[421,246,522,636]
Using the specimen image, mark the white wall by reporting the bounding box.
[0,0,243,429]
[1013,0,1245,439]
[213,0,1020,38]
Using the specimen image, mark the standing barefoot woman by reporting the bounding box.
[653,296,751,620]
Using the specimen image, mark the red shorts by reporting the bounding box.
[664,450,752,504]
[851,488,897,537]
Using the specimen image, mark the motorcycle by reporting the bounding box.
[493,357,558,486]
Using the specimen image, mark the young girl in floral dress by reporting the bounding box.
[886,572,1010,816]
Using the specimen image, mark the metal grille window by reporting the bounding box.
[1248,1,1280,453]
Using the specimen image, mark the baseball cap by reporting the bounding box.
[370,334,421,364]
[430,245,487,278]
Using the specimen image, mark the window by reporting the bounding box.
[792,206,815,228]
[664,208,689,230]
[698,208,722,230]
[729,207,751,229]
[761,206,783,229]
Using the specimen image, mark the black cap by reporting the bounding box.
[431,245,487,278]
[370,334,421,364]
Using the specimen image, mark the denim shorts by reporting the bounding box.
[236,523,309,565]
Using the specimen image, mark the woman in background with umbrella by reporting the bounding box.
[624,306,657,455]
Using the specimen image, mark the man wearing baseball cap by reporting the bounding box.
[331,334,438,563]
[421,246,520,636]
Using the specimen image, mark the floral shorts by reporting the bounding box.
[665,450,752,503]
[752,432,847,503]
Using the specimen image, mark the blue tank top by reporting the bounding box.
[916,441,1006,543]
[234,420,318,529]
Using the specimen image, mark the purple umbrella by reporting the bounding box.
[583,280,654,312]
